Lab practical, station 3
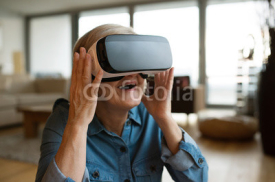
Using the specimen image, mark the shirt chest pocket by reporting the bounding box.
[87,163,114,182]
[132,154,164,182]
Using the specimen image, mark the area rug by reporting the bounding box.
[0,130,42,164]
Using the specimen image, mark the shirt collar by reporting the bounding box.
[128,107,142,126]
[87,114,105,136]
[87,106,142,136]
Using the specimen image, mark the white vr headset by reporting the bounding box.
[88,34,173,82]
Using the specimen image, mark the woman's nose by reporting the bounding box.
[124,73,139,79]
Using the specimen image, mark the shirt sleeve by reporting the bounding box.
[35,99,90,182]
[41,158,90,182]
[160,127,208,182]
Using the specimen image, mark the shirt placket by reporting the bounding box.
[112,118,133,182]
[121,118,132,145]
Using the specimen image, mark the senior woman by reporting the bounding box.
[35,24,208,182]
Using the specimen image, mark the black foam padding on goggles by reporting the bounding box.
[91,73,148,82]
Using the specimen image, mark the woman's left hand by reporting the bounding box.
[142,67,183,155]
[142,67,174,123]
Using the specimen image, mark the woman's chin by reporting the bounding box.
[117,88,143,102]
[121,97,141,108]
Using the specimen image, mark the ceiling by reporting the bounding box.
[0,0,259,16]
[0,0,162,16]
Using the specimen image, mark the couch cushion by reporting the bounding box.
[0,109,22,127]
[35,78,69,93]
[15,93,64,106]
[7,74,36,94]
[0,94,17,108]
[0,76,12,93]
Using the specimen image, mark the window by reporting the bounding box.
[134,2,199,85]
[30,15,72,77]
[79,7,130,38]
[206,1,262,105]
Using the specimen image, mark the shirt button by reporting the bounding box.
[120,146,126,152]
[126,120,131,126]
[92,171,100,178]
[150,165,156,172]
[198,158,204,165]
[124,179,130,182]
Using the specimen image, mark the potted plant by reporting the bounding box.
[258,0,275,157]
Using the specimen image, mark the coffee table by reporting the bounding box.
[18,105,53,138]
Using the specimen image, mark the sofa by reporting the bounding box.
[0,74,69,127]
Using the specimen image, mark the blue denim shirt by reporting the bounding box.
[36,99,208,182]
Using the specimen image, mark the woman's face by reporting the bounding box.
[98,74,145,109]
[88,42,145,110]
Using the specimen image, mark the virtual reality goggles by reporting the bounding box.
[88,34,173,82]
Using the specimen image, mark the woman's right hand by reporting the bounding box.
[54,47,102,182]
[68,47,103,128]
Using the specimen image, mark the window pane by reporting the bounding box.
[134,2,199,85]
[30,15,72,77]
[206,1,262,105]
[79,7,130,38]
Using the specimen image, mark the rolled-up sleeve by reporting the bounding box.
[161,127,208,182]
[41,158,90,182]
[35,99,90,182]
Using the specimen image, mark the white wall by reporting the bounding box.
[0,14,24,74]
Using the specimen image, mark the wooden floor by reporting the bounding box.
[0,158,37,182]
[186,124,275,182]
[0,126,38,182]
[0,115,275,182]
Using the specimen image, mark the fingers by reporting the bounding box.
[92,69,103,84]
[166,67,174,90]
[77,47,86,85]
[70,52,79,100]
[154,70,168,87]
[82,54,92,85]
[154,73,160,87]
[160,71,166,84]
[164,69,169,84]
[84,69,103,100]
[71,52,79,82]
[69,52,79,117]
[68,47,100,126]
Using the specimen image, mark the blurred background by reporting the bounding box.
[0,0,274,182]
